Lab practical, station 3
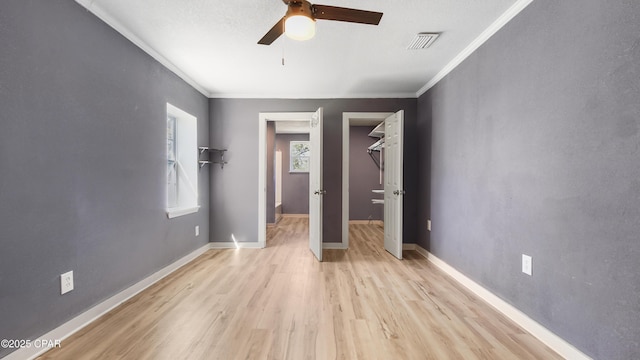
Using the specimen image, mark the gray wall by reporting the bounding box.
[276,134,310,215]
[349,126,384,220]
[0,1,209,357]
[209,98,417,244]
[417,1,640,359]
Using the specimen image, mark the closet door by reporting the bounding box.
[384,110,404,259]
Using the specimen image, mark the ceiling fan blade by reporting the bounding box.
[258,17,285,45]
[312,5,383,25]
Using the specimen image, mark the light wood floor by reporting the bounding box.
[40,217,560,359]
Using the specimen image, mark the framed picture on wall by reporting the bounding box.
[290,141,310,173]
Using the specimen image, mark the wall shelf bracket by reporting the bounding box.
[198,147,228,169]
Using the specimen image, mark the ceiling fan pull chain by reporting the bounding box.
[281,43,285,66]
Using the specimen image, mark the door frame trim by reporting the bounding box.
[341,112,393,249]
[258,112,314,248]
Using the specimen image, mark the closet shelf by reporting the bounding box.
[368,121,385,138]
[367,138,385,153]
[371,189,384,205]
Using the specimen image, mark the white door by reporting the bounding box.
[275,151,282,205]
[384,110,404,259]
[309,108,324,261]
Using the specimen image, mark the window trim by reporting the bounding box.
[167,206,200,219]
[166,103,199,219]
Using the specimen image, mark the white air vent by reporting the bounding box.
[407,32,440,50]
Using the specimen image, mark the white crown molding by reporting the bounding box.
[4,243,211,360]
[207,92,419,99]
[411,245,592,360]
[416,0,534,97]
[76,0,531,100]
[74,0,210,97]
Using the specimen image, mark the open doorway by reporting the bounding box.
[266,121,310,228]
[258,110,324,261]
[342,111,404,259]
[348,124,384,227]
[341,113,392,249]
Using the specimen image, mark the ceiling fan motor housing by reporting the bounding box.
[286,1,316,20]
[258,0,382,45]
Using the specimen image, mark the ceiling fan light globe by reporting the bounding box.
[285,15,316,41]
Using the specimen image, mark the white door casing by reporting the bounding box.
[341,112,393,249]
[384,110,404,259]
[309,108,324,261]
[258,112,314,248]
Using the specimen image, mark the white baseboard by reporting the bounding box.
[402,243,417,251]
[4,243,211,360]
[348,220,383,225]
[323,242,347,250]
[414,244,429,259]
[410,245,591,360]
[209,242,264,249]
[281,214,309,218]
[9,241,588,360]
[208,241,348,250]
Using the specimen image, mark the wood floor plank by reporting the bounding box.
[38,217,561,360]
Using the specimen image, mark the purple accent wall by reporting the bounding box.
[276,134,310,215]
[349,126,384,220]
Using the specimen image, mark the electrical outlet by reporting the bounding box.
[427,219,431,231]
[195,225,200,237]
[522,254,532,276]
[61,271,74,295]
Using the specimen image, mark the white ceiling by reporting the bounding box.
[75,0,529,98]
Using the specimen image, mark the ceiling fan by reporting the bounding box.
[258,0,383,45]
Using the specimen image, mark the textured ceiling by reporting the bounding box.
[75,0,525,98]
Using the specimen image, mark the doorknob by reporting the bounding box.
[314,190,327,195]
